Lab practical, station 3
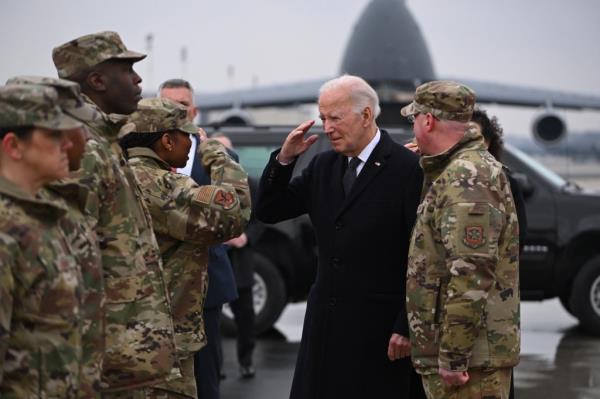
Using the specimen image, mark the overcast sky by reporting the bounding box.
[3,0,600,135]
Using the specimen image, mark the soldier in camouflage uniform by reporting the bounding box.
[52,32,180,397]
[6,75,106,398]
[0,84,85,397]
[401,81,520,399]
[119,97,251,398]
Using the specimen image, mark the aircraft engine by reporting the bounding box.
[532,111,566,144]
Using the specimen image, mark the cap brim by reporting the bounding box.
[37,113,83,130]
[178,121,199,135]
[400,102,417,117]
[114,50,147,63]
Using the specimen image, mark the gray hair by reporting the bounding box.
[319,74,381,119]
[158,78,194,94]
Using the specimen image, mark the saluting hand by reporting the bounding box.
[197,128,208,141]
[277,120,318,164]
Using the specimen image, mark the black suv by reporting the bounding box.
[197,126,600,336]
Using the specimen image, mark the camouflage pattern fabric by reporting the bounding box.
[0,176,84,398]
[120,97,197,136]
[0,83,82,129]
[400,80,475,122]
[6,75,102,123]
[42,181,105,398]
[125,139,251,396]
[74,94,180,392]
[421,367,512,399]
[52,31,146,79]
[407,126,520,374]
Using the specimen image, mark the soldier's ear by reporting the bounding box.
[1,132,24,160]
[160,133,175,152]
[86,70,107,92]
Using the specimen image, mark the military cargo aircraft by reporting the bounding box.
[194,0,600,144]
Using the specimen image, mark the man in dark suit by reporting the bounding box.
[255,75,425,399]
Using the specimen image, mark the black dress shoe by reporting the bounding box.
[239,365,256,379]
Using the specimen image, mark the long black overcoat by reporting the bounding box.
[256,131,424,399]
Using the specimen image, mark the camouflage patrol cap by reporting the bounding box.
[6,76,99,122]
[52,31,146,78]
[0,84,82,130]
[400,80,475,122]
[120,97,197,136]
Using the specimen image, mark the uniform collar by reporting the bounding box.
[0,176,67,218]
[420,124,487,175]
[81,93,129,142]
[127,147,172,171]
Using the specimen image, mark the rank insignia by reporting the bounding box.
[463,225,485,248]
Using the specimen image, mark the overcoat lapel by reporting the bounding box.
[330,154,347,207]
[335,132,393,219]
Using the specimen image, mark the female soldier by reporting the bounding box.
[0,84,85,397]
[119,97,251,398]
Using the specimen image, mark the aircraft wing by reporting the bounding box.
[195,76,600,111]
[444,77,600,110]
[195,77,331,109]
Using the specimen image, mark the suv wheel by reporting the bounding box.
[222,251,287,336]
[570,256,600,336]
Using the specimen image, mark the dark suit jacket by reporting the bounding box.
[190,145,238,308]
[256,131,424,399]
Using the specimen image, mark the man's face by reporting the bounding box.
[411,113,430,155]
[318,88,370,157]
[99,59,142,115]
[160,87,198,122]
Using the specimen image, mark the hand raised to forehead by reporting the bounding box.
[278,120,318,164]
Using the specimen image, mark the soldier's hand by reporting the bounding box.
[197,128,208,141]
[438,368,469,386]
[277,120,318,164]
[226,233,248,248]
[404,140,420,155]
[387,333,411,361]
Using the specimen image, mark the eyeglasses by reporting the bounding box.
[407,113,419,124]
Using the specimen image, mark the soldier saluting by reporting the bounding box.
[119,97,251,397]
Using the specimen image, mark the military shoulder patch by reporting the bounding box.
[214,189,236,210]
[463,225,486,249]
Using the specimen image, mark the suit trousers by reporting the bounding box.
[229,286,256,367]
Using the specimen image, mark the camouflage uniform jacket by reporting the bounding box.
[407,126,520,374]
[126,141,251,359]
[76,94,179,391]
[42,180,105,398]
[0,176,84,398]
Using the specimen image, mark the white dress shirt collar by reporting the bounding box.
[350,129,380,175]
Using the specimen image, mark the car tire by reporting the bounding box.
[569,256,600,336]
[221,251,287,336]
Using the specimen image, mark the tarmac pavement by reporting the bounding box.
[220,299,600,399]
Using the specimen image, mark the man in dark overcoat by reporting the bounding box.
[255,75,425,399]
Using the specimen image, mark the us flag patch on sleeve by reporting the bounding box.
[194,186,216,205]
